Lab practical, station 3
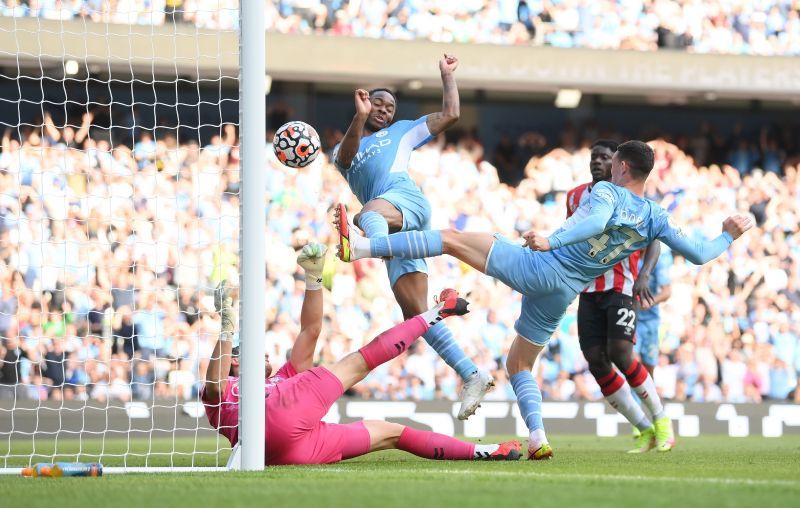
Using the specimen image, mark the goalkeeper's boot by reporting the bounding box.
[632,426,641,439]
[654,416,676,452]
[627,426,656,454]
[434,288,470,319]
[477,441,522,461]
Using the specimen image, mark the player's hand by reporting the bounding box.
[214,280,233,313]
[214,280,235,336]
[439,53,458,74]
[523,230,550,251]
[297,242,327,272]
[722,214,754,240]
[633,274,655,310]
[297,243,327,290]
[354,89,372,118]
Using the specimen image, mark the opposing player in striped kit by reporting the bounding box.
[567,140,672,453]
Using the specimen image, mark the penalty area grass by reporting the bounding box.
[2,435,799,508]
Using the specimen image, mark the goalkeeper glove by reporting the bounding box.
[297,243,328,291]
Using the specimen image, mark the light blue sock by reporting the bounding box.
[510,371,543,432]
[423,322,478,381]
[358,211,389,238]
[371,230,443,259]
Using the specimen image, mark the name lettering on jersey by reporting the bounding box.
[619,209,645,227]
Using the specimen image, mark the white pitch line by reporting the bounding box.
[316,467,800,488]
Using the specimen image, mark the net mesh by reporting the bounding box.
[0,3,240,469]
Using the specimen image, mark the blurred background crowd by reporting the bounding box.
[5,0,800,56]
[0,108,797,405]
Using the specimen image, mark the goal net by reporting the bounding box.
[0,2,254,473]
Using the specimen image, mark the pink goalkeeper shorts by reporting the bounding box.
[265,366,370,465]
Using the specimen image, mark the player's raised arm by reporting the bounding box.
[335,89,372,169]
[658,213,753,265]
[290,243,328,373]
[204,282,236,400]
[425,54,460,136]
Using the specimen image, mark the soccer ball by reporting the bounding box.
[272,121,321,168]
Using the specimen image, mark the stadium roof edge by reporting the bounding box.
[1,18,798,100]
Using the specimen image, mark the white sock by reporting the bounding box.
[529,428,548,447]
[473,444,500,459]
[350,231,371,260]
[419,303,444,326]
[631,375,666,420]
[606,382,652,431]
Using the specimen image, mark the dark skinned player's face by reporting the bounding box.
[590,146,614,183]
[366,91,396,133]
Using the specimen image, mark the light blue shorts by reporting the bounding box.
[376,187,432,288]
[485,236,582,346]
[634,318,660,367]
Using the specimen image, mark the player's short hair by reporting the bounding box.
[591,139,619,152]
[369,88,397,103]
[616,140,654,179]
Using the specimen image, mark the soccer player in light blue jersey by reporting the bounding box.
[335,140,753,459]
[333,54,493,420]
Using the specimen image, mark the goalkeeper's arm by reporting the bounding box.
[290,243,327,373]
[204,282,235,401]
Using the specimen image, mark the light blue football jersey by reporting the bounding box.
[333,116,433,205]
[549,181,732,290]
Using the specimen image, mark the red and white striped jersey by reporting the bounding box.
[565,182,641,296]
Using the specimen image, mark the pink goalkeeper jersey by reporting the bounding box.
[201,362,298,446]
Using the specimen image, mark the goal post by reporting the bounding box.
[0,2,264,474]
[238,0,266,472]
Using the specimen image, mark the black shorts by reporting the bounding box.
[577,291,637,352]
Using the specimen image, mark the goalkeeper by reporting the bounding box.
[201,243,521,465]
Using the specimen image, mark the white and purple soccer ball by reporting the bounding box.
[272,121,321,168]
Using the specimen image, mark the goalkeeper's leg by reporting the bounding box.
[326,288,469,390]
[360,421,521,461]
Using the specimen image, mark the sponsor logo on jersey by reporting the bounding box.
[350,138,392,172]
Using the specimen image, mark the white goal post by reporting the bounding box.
[0,1,265,474]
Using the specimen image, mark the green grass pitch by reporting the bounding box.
[3,435,799,508]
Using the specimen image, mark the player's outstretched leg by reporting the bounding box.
[392,272,493,421]
[327,289,470,390]
[337,204,494,420]
[362,421,521,461]
[335,210,442,262]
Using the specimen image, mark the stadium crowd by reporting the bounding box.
[0,108,798,406]
[4,0,800,56]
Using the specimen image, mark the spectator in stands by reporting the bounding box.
[0,99,797,406]
[17,1,800,56]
